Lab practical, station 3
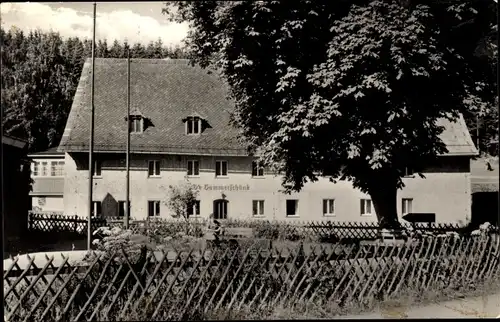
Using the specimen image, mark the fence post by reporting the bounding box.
[28,212,33,231]
[74,215,78,233]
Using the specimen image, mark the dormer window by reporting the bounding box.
[129,115,143,134]
[186,116,201,135]
[252,161,264,177]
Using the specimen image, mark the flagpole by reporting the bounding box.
[476,115,480,154]
[87,2,97,251]
[125,49,130,229]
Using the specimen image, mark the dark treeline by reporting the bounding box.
[1,26,188,153]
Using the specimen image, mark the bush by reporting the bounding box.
[162,182,200,220]
[87,226,155,264]
[254,222,281,239]
[146,219,206,241]
[318,232,341,243]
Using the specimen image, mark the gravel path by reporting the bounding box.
[339,292,500,319]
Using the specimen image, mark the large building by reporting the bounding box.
[58,58,478,224]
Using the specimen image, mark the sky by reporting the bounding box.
[0,2,189,46]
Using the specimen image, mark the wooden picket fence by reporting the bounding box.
[116,217,468,242]
[28,212,107,235]
[4,234,500,321]
[28,211,469,242]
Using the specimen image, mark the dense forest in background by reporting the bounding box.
[1,26,498,155]
[1,26,188,153]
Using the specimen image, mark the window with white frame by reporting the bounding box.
[129,115,143,133]
[91,201,102,217]
[323,199,335,216]
[148,160,161,177]
[41,161,48,176]
[33,160,65,177]
[360,199,372,216]
[33,162,39,176]
[286,200,299,217]
[252,200,265,216]
[186,116,201,135]
[402,198,413,215]
[252,161,264,177]
[187,200,201,217]
[187,160,200,176]
[215,160,228,177]
[148,200,161,217]
[93,160,102,177]
[50,161,64,176]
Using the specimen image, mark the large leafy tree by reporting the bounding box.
[450,1,498,155]
[164,0,497,228]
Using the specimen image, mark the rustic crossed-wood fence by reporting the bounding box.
[4,234,500,321]
[28,212,107,235]
[108,217,469,241]
[28,212,470,242]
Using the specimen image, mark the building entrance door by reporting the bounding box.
[213,199,228,219]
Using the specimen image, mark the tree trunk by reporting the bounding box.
[368,182,401,229]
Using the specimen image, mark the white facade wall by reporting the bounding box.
[63,152,472,224]
[31,196,64,213]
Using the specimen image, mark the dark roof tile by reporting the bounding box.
[59,58,245,155]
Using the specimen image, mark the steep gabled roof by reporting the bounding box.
[58,58,246,156]
[436,114,478,156]
[58,58,477,157]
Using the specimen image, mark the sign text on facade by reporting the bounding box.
[194,184,250,191]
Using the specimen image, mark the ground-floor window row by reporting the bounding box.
[90,198,414,219]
